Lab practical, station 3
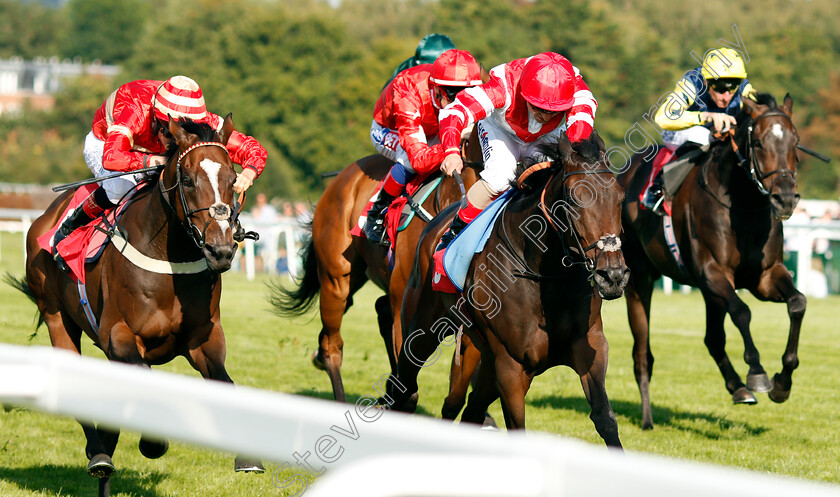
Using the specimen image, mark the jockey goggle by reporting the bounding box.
[526,101,563,116]
[436,85,464,103]
[708,78,741,94]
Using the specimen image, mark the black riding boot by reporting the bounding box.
[52,207,95,272]
[363,190,397,246]
[640,173,666,216]
[435,215,467,253]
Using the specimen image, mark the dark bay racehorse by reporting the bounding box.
[270,132,482,402]
[10,117,262,496]
[391,132,628,447]
[617,93,805,429]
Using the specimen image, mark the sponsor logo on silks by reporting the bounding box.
[433,272,441,283]
[383,132,400,152]
[371,126,389,144]
[478,124,492,162]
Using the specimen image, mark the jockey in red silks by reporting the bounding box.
[435,52,597,251]
[364,49,483,246]
[51,75,268,271]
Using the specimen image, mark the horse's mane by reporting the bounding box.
[161,118,219,160]
[512,136,601,193]
[730,92,782,147]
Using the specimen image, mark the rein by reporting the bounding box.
[701,111,797,209]
[499,161,620,281]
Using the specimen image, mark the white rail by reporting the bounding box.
[0,344,837,497]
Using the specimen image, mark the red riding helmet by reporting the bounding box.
[153,75,210,123]
[429,49,482,87]
[519,52,576,112]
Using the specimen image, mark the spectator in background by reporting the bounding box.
[251,193,278,272]
[252,192,278,222]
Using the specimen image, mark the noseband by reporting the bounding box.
[728,112,798,196]
[160,141,234,248]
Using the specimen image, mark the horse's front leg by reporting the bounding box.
[442,332,480,420]
[187,322,264,473]
[700,269,769,403]
[573,312,622,448]
[753,262,806,403]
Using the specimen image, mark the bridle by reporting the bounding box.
[159,141,236,248]
[727,111,798,196]
[500,159,621,281]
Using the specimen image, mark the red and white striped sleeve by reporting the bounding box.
[438,74,507,157]
[564,67,597,143]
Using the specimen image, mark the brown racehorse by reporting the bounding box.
[617,93,805,429]
[9,117,263,497]
[270,130,482,403]
[390,132,628,447]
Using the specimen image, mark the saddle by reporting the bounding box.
[351,172,443,245]
[37,183,142,283]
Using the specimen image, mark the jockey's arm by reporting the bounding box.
[565,70,597,142]
[653,77,704,131]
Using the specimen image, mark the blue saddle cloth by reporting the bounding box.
[443,189,514,292]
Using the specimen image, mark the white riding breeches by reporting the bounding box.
[661,125,712,151]
[83,131,144,204]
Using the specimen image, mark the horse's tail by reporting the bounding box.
[267,223,320,317]
[3,272,45,332]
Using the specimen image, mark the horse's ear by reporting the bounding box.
[168,117,195,148]
[557,131,574,158]
[781,93,794,116]
[219,113,235,145]
[590,130,606,155]
[480,64,491,84]
[741,96,762,119]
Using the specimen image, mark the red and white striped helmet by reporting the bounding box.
[429,49,482,87]
[519,53,576,112]
[153,76,210,123]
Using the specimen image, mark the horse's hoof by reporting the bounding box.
[234,456,265,473]
[732,387,758,405]
[746,373,772,393]
[138,437,169,459]
[769,374,791,403]
[481,413,499,431]
[87,453,115,479]
[386,392,418,413]
[311,350,325,371]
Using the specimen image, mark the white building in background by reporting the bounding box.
[0,57,119,116]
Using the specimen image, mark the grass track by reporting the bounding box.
[1,231,838,495]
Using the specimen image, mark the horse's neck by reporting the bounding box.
[121,185,202,261]
[706,145,768,207]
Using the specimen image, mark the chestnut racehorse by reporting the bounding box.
[270,131,482,403]
[10,117,262,497]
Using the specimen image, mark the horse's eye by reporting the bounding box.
[182,176,194,188]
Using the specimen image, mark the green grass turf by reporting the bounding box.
[0,230,838,495]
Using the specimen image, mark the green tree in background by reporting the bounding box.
[0,0,837,199]
[60,0,149,64]
[0,0,65,59]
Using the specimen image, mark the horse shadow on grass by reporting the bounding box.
[292,389,437,418]
[527,394,769,438]
[0,464,166,497]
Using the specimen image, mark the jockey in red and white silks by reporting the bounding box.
[87,76,267,204]
[52,75,268,271]
[364,50,482,246]
[435,52,597,251]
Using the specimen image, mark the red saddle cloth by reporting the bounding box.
[37,184,124,284]
[431,248,458,294]
[639,147,674,216]
[350,174,426,247]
